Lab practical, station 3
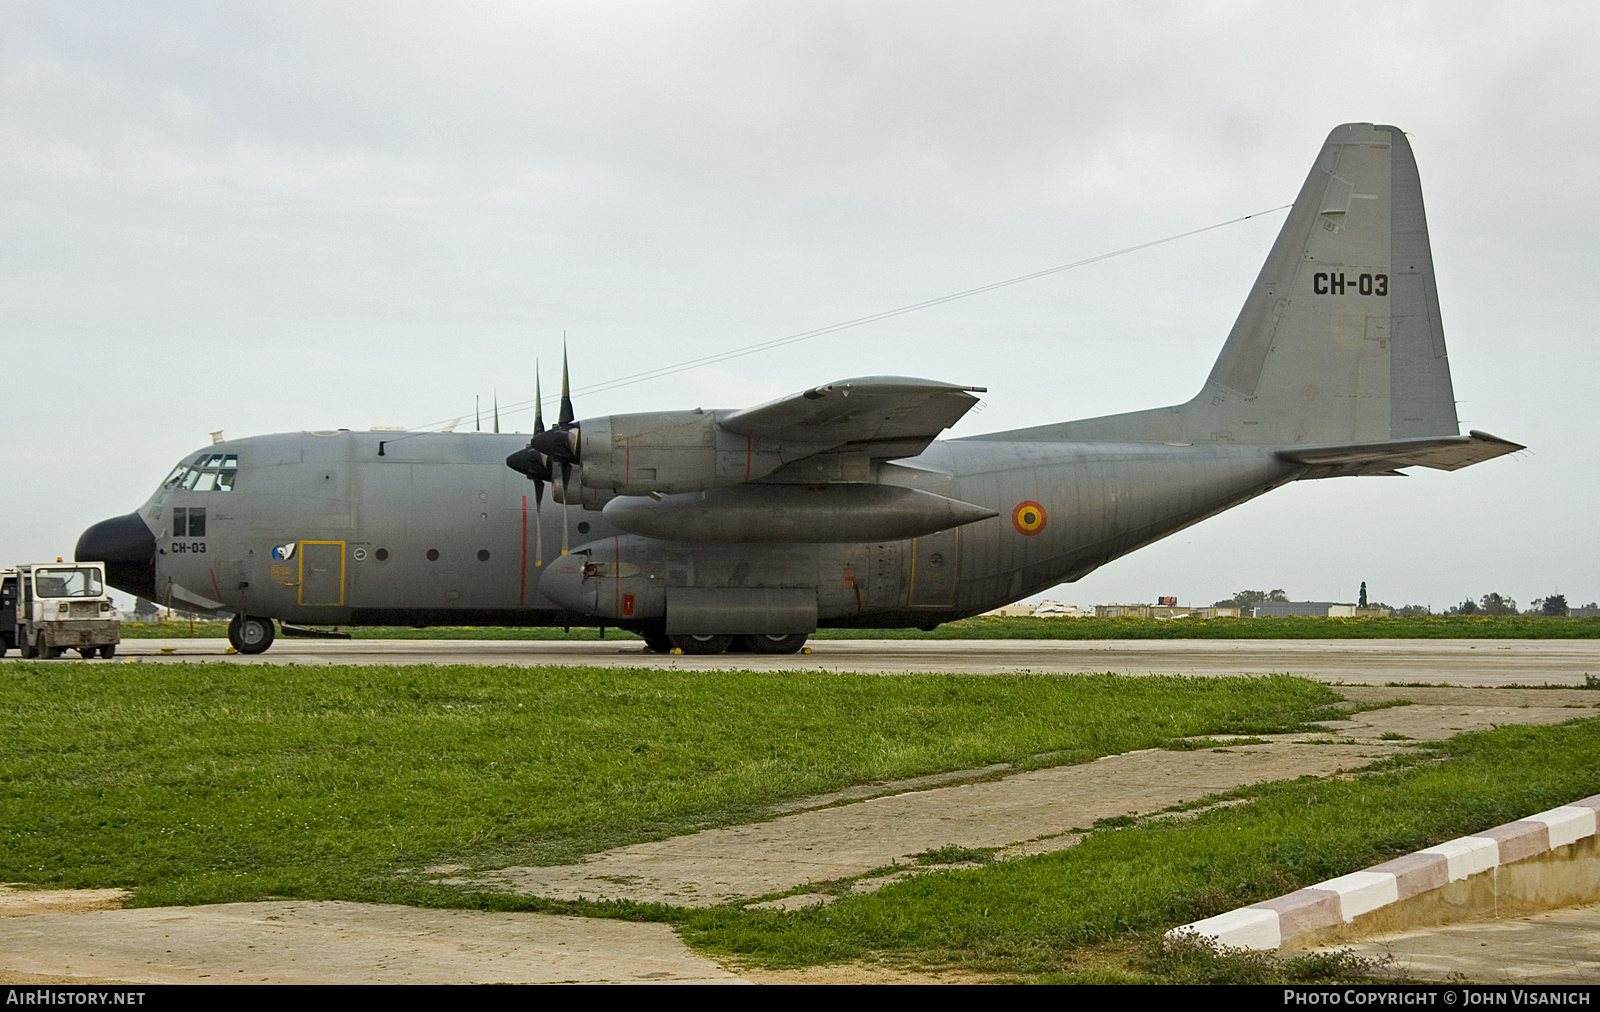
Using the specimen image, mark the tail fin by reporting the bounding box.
[1022,123,1461,446]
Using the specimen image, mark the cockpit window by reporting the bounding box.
[163,455,240,493]
[33,567,104,598]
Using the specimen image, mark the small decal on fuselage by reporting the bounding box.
[1012,501,1047,535]
[271,542,297,561]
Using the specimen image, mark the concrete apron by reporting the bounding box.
[1174,796,1600,951]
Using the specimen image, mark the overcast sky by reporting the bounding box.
[3,1,1595,612]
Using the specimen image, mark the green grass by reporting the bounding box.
[118,614,1600,639]
[675,718,1600,978]
[0,662,1342,906]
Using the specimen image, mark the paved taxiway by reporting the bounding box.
[105,636,1600,686]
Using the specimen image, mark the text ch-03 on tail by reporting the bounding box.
[77,124,1520,655]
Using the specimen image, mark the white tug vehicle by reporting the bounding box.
[1,561,120,659]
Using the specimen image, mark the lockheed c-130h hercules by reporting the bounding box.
[76,123,1521,656]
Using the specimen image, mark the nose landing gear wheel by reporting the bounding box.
[667,634,734,655]
[739,633,808,654]
[228,615,276,654]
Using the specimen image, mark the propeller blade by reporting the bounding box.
[533,484,544,567]
[560,461,571,556]
[533,365,545,435]
[493,391,499,434]
[558,340,575,426]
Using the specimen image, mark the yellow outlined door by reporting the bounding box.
[298,541,345,606]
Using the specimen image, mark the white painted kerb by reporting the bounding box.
[1417,837,1498,881]
[1527,806,1598,849]
[1182,907,1281,950]
[1316,871,1399,920]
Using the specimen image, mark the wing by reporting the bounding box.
[1276,430,1524,478]
[719,376,985,460]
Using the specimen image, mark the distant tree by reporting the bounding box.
[1394,604,1431,617]
[1359,582,1368,608]
[1540,594,1569,617]
[1213,589,1289,609]
[1479,593,1517,616]
[1451,597,1479,615]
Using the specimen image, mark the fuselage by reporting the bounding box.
[78,427,1301,630]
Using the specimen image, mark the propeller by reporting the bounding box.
[529,347,580,466]
[506,346,582,558]
[505,366,554,564]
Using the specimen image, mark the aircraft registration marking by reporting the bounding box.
[1312,272,1388,296]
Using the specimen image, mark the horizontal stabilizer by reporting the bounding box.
[1276,430,1523,477]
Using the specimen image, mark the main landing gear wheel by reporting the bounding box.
[739,633,808,654]
[228,615,276,654]
[668,634,734,655]
[641,631,674,654]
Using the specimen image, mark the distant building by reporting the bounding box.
[983,601,1093,618]
[1033,601,1091,618]
[1096,604,1240,620]
[985,604,1039,617]
[1252,602,1391,618]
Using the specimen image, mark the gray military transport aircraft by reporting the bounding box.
[76,123,1521,656]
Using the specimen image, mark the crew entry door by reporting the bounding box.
[298,541,346,606]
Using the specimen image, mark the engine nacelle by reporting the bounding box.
[577,410,806,495]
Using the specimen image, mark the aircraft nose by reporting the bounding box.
[75,512,158,601]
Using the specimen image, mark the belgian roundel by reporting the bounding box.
[1012,501,1047,535]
